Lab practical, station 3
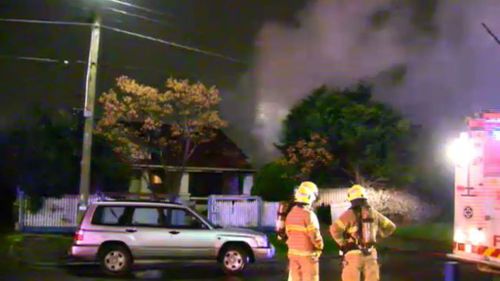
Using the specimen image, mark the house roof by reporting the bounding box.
[132,129,254,172]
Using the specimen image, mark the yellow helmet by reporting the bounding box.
[347,184,367,201]
[294,181,319,205]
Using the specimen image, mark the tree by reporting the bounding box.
[282,84,415,187]
[278,133,333,181]
[5,107,129,210]
[97,76,227,194]
[251,161,298,201]
[8,108,81,200]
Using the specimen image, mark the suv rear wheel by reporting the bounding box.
[99,244,132,276]
[221,246,249,275]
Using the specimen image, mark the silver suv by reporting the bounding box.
[70,200,275,276]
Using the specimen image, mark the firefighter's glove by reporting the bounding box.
[311,250,322,262]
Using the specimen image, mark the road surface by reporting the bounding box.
[0,251,497,281]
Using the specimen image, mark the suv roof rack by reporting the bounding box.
[98,199,182,205]
[94,193,184,205]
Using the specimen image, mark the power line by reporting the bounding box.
[103,7,172,27]
[0,54,178,74]
[101,24,245,64]
[105,0,167,17]
[0,54,86,65]
[0,18,90,27]
[0,18,245,64]
[482,22,500,46]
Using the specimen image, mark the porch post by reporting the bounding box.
[242,174,254,195]
[179,172,191,201]
[140,170,151,193]
[17,187,25,232]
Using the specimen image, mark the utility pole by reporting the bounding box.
[78,16,101,219]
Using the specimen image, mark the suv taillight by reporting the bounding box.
[74,230,84,242]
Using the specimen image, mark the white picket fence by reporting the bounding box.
[206,190,350,229]
[317,188,349,206]
[207,195,280,228]
[16,188,353,232]
[17,191,101,231]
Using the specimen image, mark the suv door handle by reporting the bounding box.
[169,230,180,235]
[125,228,137,233]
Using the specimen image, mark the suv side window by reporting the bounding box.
[92,206,127,226]
[130,207,164,227]
[168,208,207,229]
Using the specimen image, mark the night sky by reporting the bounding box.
[0,0,306,130]
[2,0,500,164]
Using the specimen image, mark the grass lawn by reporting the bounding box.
[0,233,24,272]
[2,233,73,266]
[393,222,452,243]
[270,222,454,258]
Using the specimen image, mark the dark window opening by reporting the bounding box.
[92,206,127,226]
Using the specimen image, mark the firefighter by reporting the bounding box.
[330,184,396,281]
[276,199,293,241]
[285,181,324,281]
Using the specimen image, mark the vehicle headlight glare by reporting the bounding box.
[256,236,268,247]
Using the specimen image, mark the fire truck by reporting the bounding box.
[447,111,500,274]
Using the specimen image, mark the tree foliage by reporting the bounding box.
[251,161,298,201]
[96,76,227,194]
[7,109,81,199]
[278,133,333,181]
[282,84,415,187]
[5,107,129,207]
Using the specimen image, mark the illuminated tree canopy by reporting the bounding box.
[96,76,227,194]
[281,84,416,187]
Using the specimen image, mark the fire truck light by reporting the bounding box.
[493,131,500,141]
[446,133,478,165]
[469,228,486,245]
[454,229,467,243]
[465,244,472,253]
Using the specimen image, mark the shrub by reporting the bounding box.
[251,161,298,202]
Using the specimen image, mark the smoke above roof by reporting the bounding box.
[228,0,500,165]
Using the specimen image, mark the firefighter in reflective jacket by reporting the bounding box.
[330,185,396,281]
[285,181,324,281]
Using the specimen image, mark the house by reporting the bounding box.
[127,130,256,200]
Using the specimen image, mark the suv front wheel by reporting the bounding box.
[221,246,249,275]
[99,244,132,276]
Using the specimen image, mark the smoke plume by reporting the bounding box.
[239,0,500,164]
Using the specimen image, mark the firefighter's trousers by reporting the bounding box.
[287,255,319,281]
[341,248,379,281]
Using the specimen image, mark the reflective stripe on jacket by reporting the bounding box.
[329,206,396,248]
[285,205,324,256]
